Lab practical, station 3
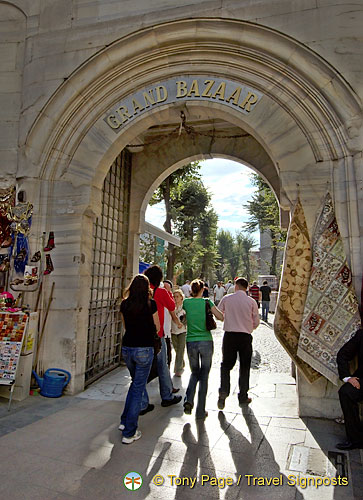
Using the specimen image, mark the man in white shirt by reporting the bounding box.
[213,281,225,306]
[181,280,191,298]
[217,277,260,409]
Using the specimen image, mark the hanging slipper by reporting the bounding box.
[24,276,37,286]
[44,231,55,252]
[30,251,41,262]
[10,278,24,286]
[0,256,10,272]
[16,248,27,262]
[44,254,54,275]
[0,235,12,248]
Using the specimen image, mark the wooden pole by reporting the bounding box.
[34,281,54,373]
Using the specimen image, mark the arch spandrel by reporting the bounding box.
[24,18,361,184]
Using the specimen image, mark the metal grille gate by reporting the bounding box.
[85,150,131,385]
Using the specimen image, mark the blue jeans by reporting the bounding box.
[185,341,213,417]
[262,301,270,322]
[142,337,173,408]
[120,346,153,438]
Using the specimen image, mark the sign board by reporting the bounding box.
[22,312,38,355]
[0,312,28,385]
[104,75,263,133]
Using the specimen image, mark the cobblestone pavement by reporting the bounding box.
[211,312,292,374]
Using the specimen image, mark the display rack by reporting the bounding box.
[0,311,28,410]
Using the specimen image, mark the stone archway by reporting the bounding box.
[21,18,362,393]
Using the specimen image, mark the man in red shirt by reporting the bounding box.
[143,265,182,410]
[248,281,260,308]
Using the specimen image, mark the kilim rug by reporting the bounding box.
[274,198,321,383]
[297,192,361,385]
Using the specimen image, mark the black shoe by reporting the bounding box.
[196,411,208,419]
[336,441,363,450]
[139,404,154,416]
[161,395,182,407]
[217,398,225,410]
[184,402,193,415]
[239,397,252,406]
[172,387,180,393]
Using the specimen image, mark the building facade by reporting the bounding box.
[0,1,362,415]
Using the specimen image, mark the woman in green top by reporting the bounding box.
[183,279,223,418]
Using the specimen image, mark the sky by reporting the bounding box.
[145,158,260,246]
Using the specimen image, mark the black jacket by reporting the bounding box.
[336,329,363,380]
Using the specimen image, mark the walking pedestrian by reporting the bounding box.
[183,279,224,419]
[171,289,187,376]
[248,281,260,308]
[260,280,272,322]
[181,280,191,298]
[143,265,182,408]
[213,281,226,306]
[119,274,160,444]
[217,277,260,409]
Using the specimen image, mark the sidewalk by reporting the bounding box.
[0,322,361,499]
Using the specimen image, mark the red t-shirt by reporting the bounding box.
[151,285,176,337]
[248,285,260,301]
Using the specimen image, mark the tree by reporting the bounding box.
[149,162,201,278]
[236,231,257,282]
[217,230,235,281]
[173,179,211,280]
[244,174,286,275]
[193,208,219,284]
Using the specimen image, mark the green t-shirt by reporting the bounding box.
[183,297,215,342]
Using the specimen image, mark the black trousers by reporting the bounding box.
[219,331,252,402]
[338,381,363,444]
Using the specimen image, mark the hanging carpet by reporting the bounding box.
[297,193,361,385]
[274,198,321,383]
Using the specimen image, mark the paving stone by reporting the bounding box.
[0,479,60,500]
[269,417,307,430]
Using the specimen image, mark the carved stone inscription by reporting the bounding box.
[104,76,263,132]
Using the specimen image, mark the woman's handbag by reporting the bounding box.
[205,299,217,331]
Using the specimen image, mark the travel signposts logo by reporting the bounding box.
[123,471,143,491]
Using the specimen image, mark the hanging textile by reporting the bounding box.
[297,193,361,385]
[0,186,15,248]
[274,198,321,383]
[8,203,33,275]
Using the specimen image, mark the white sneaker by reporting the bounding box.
[122,430,142,444]
[118,424,125,431]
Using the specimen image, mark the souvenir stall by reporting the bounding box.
[0,186,55,407]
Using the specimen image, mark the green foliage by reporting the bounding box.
[236,232,258,282]
[173,179,212,280]
[193,208,219,283]
[216,230,235,281]
[244,173,286,275]
[217,230,257,282]
[147,162,218,281]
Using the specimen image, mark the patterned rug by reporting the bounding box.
[297,193,361,385]
[274,198,321,383]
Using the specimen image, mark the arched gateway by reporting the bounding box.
[21,19,362,413]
